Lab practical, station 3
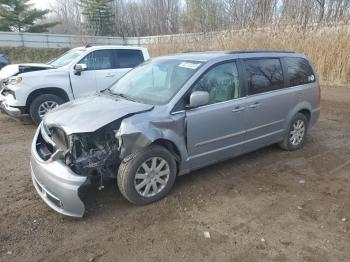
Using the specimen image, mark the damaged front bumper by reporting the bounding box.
[30,124,87,218]
[0,93,22,118]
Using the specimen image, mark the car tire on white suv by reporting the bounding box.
[29,94,64,124]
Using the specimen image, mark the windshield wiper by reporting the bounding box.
[112,92,137,102]
[100,88,111,93]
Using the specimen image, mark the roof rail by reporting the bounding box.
[226,50,296,54]
[181,51,204,53]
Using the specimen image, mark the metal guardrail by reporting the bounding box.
[0,31,220,48]
[0,31,154,48]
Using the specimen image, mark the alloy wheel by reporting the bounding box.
[38,101,58,118]
[134,157,170,198]
[289,119,306,146]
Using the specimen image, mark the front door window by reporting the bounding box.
[192,62,241,104]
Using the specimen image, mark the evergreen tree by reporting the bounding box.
[0,0,57,32]
[80,0,113,36]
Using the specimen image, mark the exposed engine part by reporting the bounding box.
[58,122,122,187]
[68,133,119,177]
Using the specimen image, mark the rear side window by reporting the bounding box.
[116,49,144,68]
[244,58,284,95]
[285,57,315,87]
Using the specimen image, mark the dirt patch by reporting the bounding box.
[1,87,350,262]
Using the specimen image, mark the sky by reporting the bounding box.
[30,0,54,10]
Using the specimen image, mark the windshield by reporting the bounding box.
[109,59,203,105]
[49,49,85,68]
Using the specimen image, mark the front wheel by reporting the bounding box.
[117,145,177,205]
[29,94,64,125]
[279,113,308,151]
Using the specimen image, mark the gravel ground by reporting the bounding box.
[0,87,350,262]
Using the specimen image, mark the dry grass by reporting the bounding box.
[0,47,69,64]
[1,27,349,86]
[147,27,350,86]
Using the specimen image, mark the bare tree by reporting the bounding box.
[47,0,350,36]
[110,0,180,37]
[49,0,83,34]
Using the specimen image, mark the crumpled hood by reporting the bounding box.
[43,95,154,135]
[0,63,53,80]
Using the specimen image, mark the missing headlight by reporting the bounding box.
[65,122,122,180]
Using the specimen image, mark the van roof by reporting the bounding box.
[225,50,296,54]
[164,50,305,62]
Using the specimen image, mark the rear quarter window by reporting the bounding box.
[285,57,315,87]
[244,58,284,95]
[116,49,144,68]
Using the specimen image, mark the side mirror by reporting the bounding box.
[74,64,87,75]
[189,91,209,108]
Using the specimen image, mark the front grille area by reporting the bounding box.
[1,88,15,98]
[35,178,43,192]
[33,177,63,208]
[0,80,16,99]
[46,193,63,208]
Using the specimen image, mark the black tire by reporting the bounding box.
[117,144,177,205]
[279,113,309,151]
[29,94,64,125]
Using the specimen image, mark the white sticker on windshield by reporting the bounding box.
[179,62,202,70]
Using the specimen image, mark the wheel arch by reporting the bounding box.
[298,109,311,123]
[152,138,181,164]
[26,87,70,108]
[151,139,182,176]
[285,102,312,130]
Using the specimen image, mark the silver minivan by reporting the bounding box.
[30,51,320,217]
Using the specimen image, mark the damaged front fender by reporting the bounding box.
[116,112,188,163]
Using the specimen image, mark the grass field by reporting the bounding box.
[148,27,350,87]
[2,26,350,86]
[0,47,69,65]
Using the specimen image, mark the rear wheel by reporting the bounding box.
[117,145,177,205]
[29,94,64,125]
[279,113,308,151]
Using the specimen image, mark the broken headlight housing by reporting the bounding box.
[63,124,121,179]
[8,76,22,86]
[50,127,70,151]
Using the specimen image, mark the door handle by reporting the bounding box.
[232,106,245,113]
[249,102,260,109]
[105,73,116,77]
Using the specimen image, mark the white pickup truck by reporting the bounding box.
[0,45,150,124]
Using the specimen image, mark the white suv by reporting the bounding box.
[0,45,150,124]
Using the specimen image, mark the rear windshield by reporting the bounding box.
[285,57,315,87]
